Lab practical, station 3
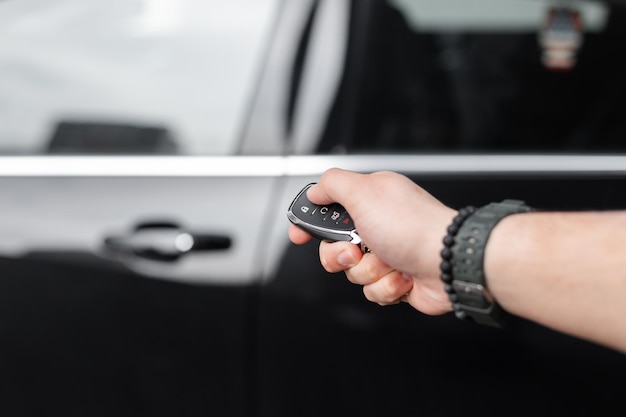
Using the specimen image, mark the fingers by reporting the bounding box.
[288,168,456,314]
[306,168,365,208]
[318,240,363,272]
[288,224,313,245]
[319,240,413,305]
[344,253,413,305]
[362,271,413,306]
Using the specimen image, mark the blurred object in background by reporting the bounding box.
[47,121,177,155]
[538,1,584,71]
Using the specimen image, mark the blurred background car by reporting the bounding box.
[0,0,625,416]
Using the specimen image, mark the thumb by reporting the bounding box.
[306,168,366,210]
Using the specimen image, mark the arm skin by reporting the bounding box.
[288,168,626,354]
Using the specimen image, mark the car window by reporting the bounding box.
[317,0,626,154]
[0,0,279,155]
[5,1,623,157]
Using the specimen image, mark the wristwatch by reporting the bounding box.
[451,199,532,327]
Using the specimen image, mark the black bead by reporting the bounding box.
[452,215,465,225]
[443,235,455,247]
[441,205,476,321]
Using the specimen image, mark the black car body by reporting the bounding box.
[0,1,625,416]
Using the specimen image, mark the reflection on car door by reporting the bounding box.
[0,156,285,416]
[0,0,316,415]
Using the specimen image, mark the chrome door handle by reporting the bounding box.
[104,222,231,261]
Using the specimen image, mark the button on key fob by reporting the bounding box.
[287,183,364,248]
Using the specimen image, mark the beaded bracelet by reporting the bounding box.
[440,200,532,327]
[439,206,476,320]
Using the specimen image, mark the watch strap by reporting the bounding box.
[451,199,532,327]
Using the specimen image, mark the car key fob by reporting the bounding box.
[287,183,366,250]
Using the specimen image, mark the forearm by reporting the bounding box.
[485,211,626,353]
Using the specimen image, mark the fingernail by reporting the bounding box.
[338,251,356,267]
[401,273,413,281]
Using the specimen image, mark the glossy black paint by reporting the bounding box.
[258,174,626,417]
[2,1,626,416]
[0,177,624,417]
[0,256,254,417]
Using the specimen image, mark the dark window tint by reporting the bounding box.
[318,0,626,154]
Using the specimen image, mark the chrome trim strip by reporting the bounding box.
[0,154,624,177]
[287,154,626,175]
[0,156,286,177]
[285,155,626,176]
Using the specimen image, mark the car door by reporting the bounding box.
[257,1,626,416]
[0,1,315,416]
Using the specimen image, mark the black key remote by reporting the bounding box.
[287,183,364,247]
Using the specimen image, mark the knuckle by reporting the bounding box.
[380,277,402,302]
[360,259,380,283]
[344,270,360,285]
[362,275,404,306]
